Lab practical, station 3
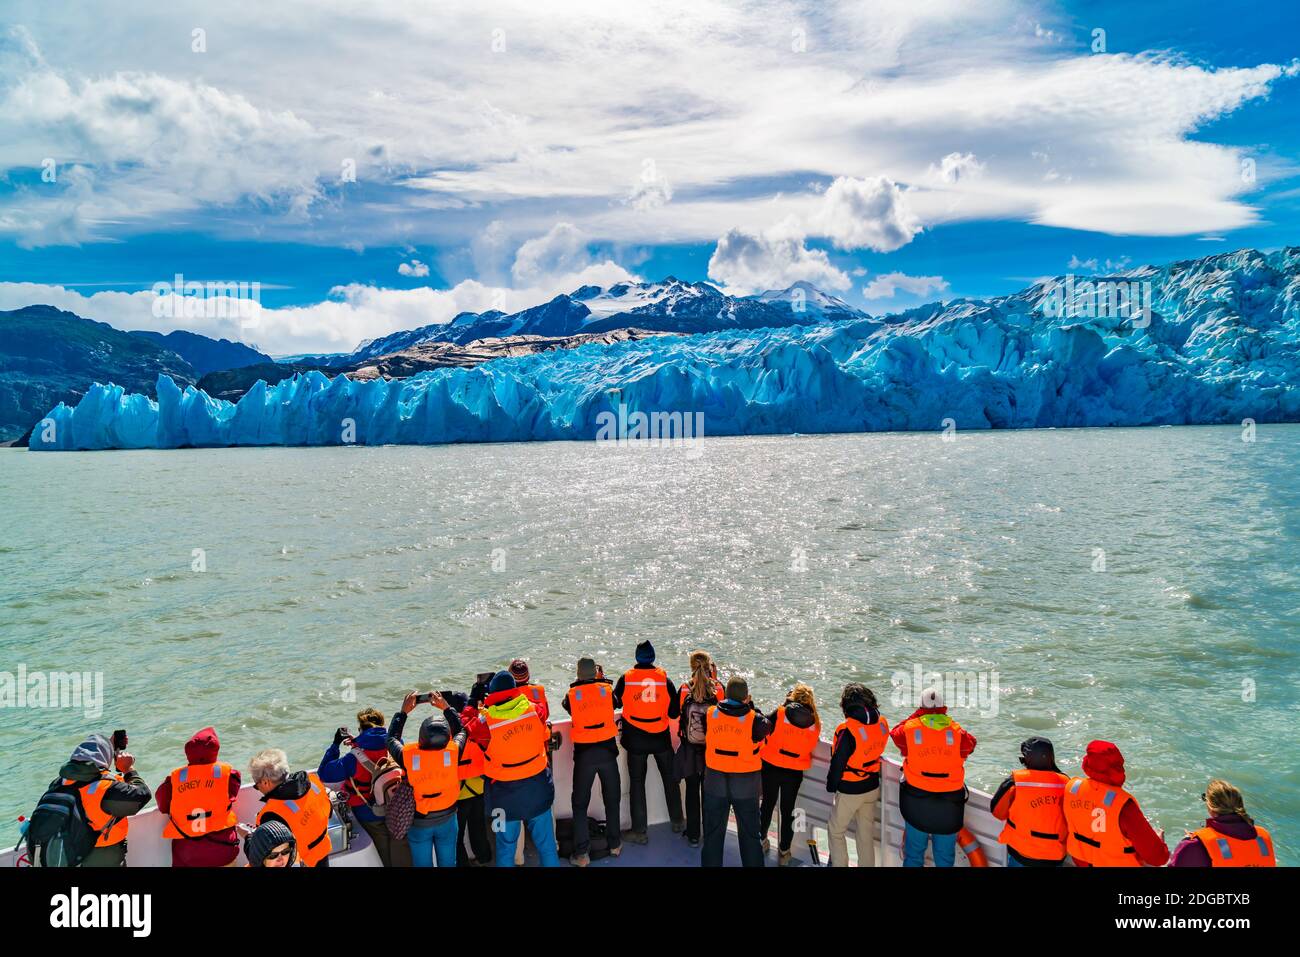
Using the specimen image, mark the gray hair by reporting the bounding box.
[249,748,290,787]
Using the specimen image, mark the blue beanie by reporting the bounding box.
[635,640,655,665]
[488,670,516,694]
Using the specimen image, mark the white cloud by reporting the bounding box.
[813,176,922,252]
[707,220,850,294]
[861,271,949,301]
[510,222,636,290]
[397,260,430,277]
[930,151,984,185]
[0,4,1295,250]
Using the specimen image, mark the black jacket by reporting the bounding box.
[388,708,468,824]
[825,704,882,795]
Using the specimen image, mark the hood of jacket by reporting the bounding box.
[843,702,879,725]
[351,726,388,754]
[915,711,953,731]
[1081,740,1126,787]
[184,726,221,764]
[782,701,817,729]
[262,769,312,803]
[716,698,753,718]
[1203,814,1259,841]
[486,692,535,721]
[58,759,110,784]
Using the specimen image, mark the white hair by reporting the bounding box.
[249,748,290,786]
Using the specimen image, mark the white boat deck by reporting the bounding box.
[4,715,1008,867]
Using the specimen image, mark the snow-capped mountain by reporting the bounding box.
[315,278,856,366]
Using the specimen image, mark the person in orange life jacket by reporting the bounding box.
[452,686,493,866]
[1170,779,1275,867]
[1063,739,1168,867]
[561,657,624,866]
[673,650,723,848]
[317,705,409,868]
[155,726,241,867]
[244,820,298,867]
[990,737,1068,867]
[48,732,152,867]
[890,687,976,867]
[389,691,467,868]
[480,670,562,867]
[759,682,821,866]
[701,676,772,867]
[510,658,550,723]
[825,683,889,867]
[249,748,333,867]
[614,640,685,842]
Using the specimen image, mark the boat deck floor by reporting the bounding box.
[522,821,818,868]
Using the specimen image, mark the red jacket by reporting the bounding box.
[890,707,978,759]
[154,727,242,867]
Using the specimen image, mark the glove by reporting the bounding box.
[333,727,347,747]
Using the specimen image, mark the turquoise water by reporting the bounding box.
[1,425,1297,860]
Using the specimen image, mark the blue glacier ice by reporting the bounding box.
[29,248,1300,451]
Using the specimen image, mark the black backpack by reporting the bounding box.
[24,782,102,867]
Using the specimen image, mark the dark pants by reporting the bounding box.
[456,793,493,865]
[360,816,411,867]
[702,785,764,867]
[683,774,704,842]
[759,763,804,852]
[571,745,623,856]
[626,749,683,832]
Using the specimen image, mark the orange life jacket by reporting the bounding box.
[257,772,333,867]
[1063,776,1139,867]
[482,703,549,781]
[1194,826,1275,867]
[566,682,617,744]
[621,667,671,733]
[161,762,237,839]
[66,772,128,847]
[705,706,761,773]
[833,715,889,778]
[403,741,460,814]
[760,705,820,770]
[900,716,966,792]
[520,683,548,716]
[457,739,486,781]
[997,768,1068,861]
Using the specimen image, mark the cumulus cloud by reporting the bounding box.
[861,272,950,301]
[510,222,636,290]
[397,260,430,277]
[707,220,849,295]
[814,176,922,253]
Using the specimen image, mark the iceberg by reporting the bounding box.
[29,247,1300,451]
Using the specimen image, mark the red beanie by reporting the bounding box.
[1081,739,1125,786]
[509,658,530,683]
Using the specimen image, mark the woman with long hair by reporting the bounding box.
[1170,779,1275,867]
[758,682,821,865]
[673,650,722,847]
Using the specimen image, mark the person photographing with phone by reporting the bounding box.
[318,704,409,867]
[389,689,468,867]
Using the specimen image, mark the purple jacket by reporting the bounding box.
[1169,814,1261,866]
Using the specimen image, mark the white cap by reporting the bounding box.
[920,687,944,709]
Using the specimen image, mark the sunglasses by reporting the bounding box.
[265,845,293,862]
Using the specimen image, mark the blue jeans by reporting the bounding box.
[494,808,561,867]
[408,813,459,867]
[1006,854,1023,867]
[902,820,957,867]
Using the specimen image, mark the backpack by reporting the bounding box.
[683,698,709,745]
[25,782,102,867]
[384,777,415,841]
[348,749,404,818]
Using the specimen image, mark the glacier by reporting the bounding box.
[28,247,1300,451]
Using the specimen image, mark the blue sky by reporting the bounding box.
[0,0,1296,353]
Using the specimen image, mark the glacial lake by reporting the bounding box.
[1,424,1297,860]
